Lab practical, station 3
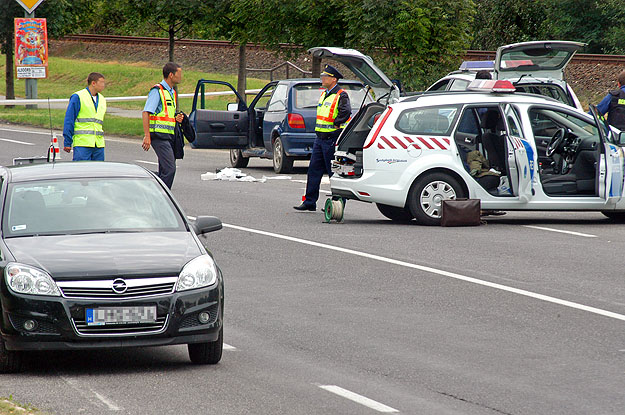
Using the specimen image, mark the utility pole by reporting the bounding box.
[24,10,37,109]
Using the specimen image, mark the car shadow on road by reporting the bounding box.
[20,347,209,374]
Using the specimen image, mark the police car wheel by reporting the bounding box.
[229,149,249,168]
[376,203,414,222]
[273,137,294,174]
[408,173,465,226]
[601,211,625,222]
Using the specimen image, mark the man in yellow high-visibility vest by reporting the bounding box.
[294,64,351,211]
[63,73,107,161]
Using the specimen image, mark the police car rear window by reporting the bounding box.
[395,105,459,136]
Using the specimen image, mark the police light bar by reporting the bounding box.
[467,80,516,92]
[458,60,494,71]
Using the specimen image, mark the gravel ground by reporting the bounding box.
[50,39,625,107]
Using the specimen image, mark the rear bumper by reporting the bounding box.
[280,132,316,157]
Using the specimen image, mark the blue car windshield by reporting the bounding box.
[3,177,186,237]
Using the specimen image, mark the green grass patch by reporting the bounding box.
[0,396,41,414]
[0,55,269,137]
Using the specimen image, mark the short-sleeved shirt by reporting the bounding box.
[143,80,175,114]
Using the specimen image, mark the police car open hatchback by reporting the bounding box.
[329,79,625,225]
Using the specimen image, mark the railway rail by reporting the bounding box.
[62,34,625,65]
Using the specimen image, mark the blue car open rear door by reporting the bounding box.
[189,80,249,149]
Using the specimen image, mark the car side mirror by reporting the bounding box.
[619,131,625,145]
[227,103,238,111]
[192,216,223,235]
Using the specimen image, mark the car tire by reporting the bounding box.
[229,149,249,168]
[407,173,465,226]
[273,137,294,174]
[601,211,625,222]
[188,327,223,365]
[0,339,22,373]
[376,203,414,222]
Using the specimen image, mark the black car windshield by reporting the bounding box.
[3,177,186,237]
[294,84,373,109]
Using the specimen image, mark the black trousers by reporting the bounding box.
[151,137,176,189]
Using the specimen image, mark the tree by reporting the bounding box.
[345,0,475,90]
[0,0,92,100]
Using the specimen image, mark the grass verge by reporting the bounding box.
[0,397,41,415]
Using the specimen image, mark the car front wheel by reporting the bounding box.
[273,137,294,174]
[188,327,223,365]
[229,149,249,168]
[407,173,464,226]
[0,340,22,373]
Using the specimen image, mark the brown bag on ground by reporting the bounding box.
[441,199,481,227]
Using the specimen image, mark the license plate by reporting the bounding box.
[85,306,157,326]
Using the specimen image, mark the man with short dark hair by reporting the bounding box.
[142,62,184,189]
[595,70,625,130]
[475,70,492,80]
[294,64,351,211]
[63,72,107,161]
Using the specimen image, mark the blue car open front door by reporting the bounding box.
[188,80,249,149]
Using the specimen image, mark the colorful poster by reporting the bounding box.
[14,17,48,79]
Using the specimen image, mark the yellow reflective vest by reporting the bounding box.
[73,88,106,148]
[315,88,348,132]
[149,84,177,136]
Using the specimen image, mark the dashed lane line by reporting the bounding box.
[134,160,159,165]
[317,384,399,413]
[0,137,35,145]
[218,222,625,322]
[59,375,122,411]
[523,225,597,238]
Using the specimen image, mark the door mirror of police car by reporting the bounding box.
[192,216,223,235]
[227,103,238,112]
[619,131,625,146]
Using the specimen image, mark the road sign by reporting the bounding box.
[14,0,45,14]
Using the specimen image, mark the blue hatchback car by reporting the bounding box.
[189,78,370,173]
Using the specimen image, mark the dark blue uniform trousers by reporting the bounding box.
[303,133,338,208]
[151,137,176,189]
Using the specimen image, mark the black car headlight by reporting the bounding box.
[176,255,218,292]
[5,263,61,296]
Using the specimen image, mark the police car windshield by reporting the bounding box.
[3,178,186,237]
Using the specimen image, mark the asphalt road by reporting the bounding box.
[0,126,623,415]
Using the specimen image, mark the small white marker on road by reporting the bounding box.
[0,138,35,145]
[134,160,159,165]
[223,343,237,351]
[318,384,399,413]
[523,225,597,238]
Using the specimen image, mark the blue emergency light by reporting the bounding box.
[459,60,495,71]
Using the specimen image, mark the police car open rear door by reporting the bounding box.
[188,80,250,149]
[590,104,624,203]
[308,47,400,105]
[502,103,533,202]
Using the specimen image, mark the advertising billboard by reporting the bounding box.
[14,17,48,79]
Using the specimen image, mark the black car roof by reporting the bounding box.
[1,161,152,183]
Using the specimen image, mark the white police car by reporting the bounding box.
[329,79,625,225]
[426,41,585,111]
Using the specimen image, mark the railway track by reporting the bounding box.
[62,34,625,65]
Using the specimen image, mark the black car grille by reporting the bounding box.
[57,277,178,299]
[72,316,168,336]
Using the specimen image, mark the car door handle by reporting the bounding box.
[541,140,549,145]
[210,123,226,129]
[464,138,473,143]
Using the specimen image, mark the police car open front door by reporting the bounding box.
[590,105,624,203]
[188,80,249,149]
[502,104,533,201]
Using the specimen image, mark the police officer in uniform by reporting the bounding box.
[294,64,351,211]
[595,70,625,130]
[63,72,107,161]
[142,62,184,189]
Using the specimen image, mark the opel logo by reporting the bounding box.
[112,278,128,294]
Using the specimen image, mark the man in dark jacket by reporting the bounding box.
[294,64,351,211]
[595,70,625,131]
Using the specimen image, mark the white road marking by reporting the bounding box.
[222,223,625,322]
[292,179,307,184]
[299,187,331,194]
[223,343,237,351]
[0,127,51,135]
[318,385,399,413]
[523,225,597,238]
[134,160,159,165]
[0,137,35,145]
[59,376,122,411]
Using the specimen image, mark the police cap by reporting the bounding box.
[320,64,343,79]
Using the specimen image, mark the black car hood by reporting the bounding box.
[4,232,203,280]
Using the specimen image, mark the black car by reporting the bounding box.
[0,161,224,372]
